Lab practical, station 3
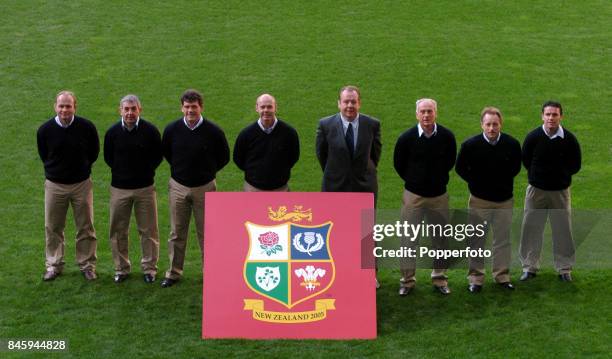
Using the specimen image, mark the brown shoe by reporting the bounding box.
[43,271,60,281]
[82,269,97,281]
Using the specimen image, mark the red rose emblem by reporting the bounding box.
[258,231,279,247]
[258,231,282,256]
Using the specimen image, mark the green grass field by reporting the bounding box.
[1,0,611,357]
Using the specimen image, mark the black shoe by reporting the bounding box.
[559,273,573,282]
[519,272,536,281]
[114,273,129,283]
[498,282,515,290]
[161,278,178,288]
[468,284,482,293]
[143,274,156,283]
[434,285,451,295]
[398,286,413,296]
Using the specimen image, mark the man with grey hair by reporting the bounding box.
[233,93,300,191]
[393,98,456,295]
[104,94,163,283]
[37,90,99,281]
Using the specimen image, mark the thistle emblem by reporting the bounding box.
[292,231,324,256]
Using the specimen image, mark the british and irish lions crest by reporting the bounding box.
[243,206,335,323]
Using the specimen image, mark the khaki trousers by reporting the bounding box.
[467,195,513,285]
[399,190,449,288]
[109,185,159,275]
[165,177,216,280]
[243,182,289,192]
[519,185,574,274]
[44,178,97,272]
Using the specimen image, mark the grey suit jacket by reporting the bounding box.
[315,113,382,198]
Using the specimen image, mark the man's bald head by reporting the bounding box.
[255,93,278,129]
[256,93,276,106]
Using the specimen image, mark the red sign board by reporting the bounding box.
[202,192,376,339]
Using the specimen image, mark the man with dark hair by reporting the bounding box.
[104,94,163,284]
[393,98,456,295]
[456,106,521,293]
[181,90,203,106]
[37,90,99,281]
[233,93,299,191]
[519,101,581,282]
[160,89,230,287]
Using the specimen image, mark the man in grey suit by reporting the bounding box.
[316,85,382,202]
[316,85,382,287]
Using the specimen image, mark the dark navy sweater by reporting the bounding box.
[393,124,456,197]
[456,133,522,202]
[104,118,162,189]
[162,118,229,187]
[37,116,99,184]
[522,127,581,190]
[233,120,300,190]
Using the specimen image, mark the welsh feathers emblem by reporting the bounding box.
[243,221,335,310]
[295,265,326,291]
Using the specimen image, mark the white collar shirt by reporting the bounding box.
[418,123,438,138]
[257,118,278,134]
[54,115,75,128]
[184,116,204,130]
[542,125,565,139]
[122,117,140,131]
[483,132,501,145]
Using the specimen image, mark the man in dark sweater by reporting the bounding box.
[37,91,99,281]
[455,107,521,293]
[160,89,230,287]
[393,98,456,295]
[104,95,163,284]
[519,101,581,282]
[233,94,299,191]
